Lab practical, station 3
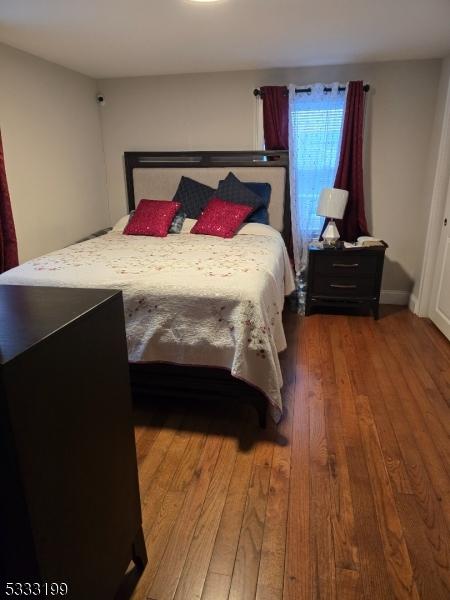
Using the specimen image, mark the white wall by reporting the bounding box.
[99,59,441,295]
[0,43,109,262]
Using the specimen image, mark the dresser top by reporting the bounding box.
[0,285,121,365]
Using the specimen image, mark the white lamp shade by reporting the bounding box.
[317,188,348,219]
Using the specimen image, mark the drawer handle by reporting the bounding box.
[332,263,359,268]
[329,283,357,289]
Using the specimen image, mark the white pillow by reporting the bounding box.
[237,222,277,236]
[180,217,197,233]
[112,214,131,232]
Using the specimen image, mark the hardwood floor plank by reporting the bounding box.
[228,409,280,600]
[135,425,159,467]
[174,428,238,600]
[365,318,450,595]
[395,492,450,599]
[148,433,223,600]
[169,414,211,493]
[283,317,311,600]
[333,317,395,599]
[206,412,257,579]
[255,313,298,600]
[306,317,336,600]
[374,317,450,528]
[131,415,217,600]
[318,317,360,573]
[134,408,166,465]
[228,462,272,600]
[396,313,450,408]
[130,490,186,600]
[345,444,395,599]
[407,310,450,362]
[254,441,290,600]
[137,412,186,498]
[348,318,422,597]
[386,315,450,457]
[327,319,360,447]
[350,318,413,495]
[411,315,450,405]
[140,414,208,538]
[200,572,231,600]
[355,393,419,599]
[335,568,363,600]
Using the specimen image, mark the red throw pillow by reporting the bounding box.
[123,200,181,237]
[191,197,253,238]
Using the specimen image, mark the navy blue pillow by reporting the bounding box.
[173,176,215,219]
[215,172,265,214]
[243,183,271,225]
[217,178,271,225]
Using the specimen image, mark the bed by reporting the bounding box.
[0,150,294,425]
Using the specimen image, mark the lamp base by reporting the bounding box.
[322,219,340,246]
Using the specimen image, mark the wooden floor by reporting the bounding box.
[120,307,450,600]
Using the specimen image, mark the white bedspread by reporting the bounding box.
[0,223,295,420]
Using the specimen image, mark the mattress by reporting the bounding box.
[0,222,295,420]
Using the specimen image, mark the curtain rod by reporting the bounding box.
[253,84,370,97]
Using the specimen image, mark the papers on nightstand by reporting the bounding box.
[345,236,384,248]
[310,238,386,250]
[359,240,385,247]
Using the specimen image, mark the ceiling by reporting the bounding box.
[1,0,449,79]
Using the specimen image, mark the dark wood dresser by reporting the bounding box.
[0,285,146,599]
[305,243,387,319]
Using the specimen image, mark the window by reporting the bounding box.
[289,84,346,271]
[291,102,344,234]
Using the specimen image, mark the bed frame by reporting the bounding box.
[124,150,290,427]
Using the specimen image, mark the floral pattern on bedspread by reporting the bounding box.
[31,234,278,277]
[0,227,295,421]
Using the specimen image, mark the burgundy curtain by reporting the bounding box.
[260,85,294,256]
[261,86,289,150]
[0,131,18,272]
[332,80,370,242]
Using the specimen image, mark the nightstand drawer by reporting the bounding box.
[314,253,378,275]
[311,275,375,298]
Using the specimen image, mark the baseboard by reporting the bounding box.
[379,289,411,305]
[408,293,418,314]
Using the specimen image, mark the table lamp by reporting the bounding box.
[317,187,349,245]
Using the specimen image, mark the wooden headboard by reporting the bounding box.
[124,150,290,241]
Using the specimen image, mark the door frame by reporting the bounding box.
[428,176,450,336]
[414,66,450,317]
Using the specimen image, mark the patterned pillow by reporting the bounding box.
[218,181,271,225]
[124,200,181,237]
[173,176,215,219]
[215,172,265,214]
[169,210,186,233]
[191,198,253,238]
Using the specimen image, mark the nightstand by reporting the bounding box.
[305,243,388,319]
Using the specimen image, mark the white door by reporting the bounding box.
[429,173,450,340]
